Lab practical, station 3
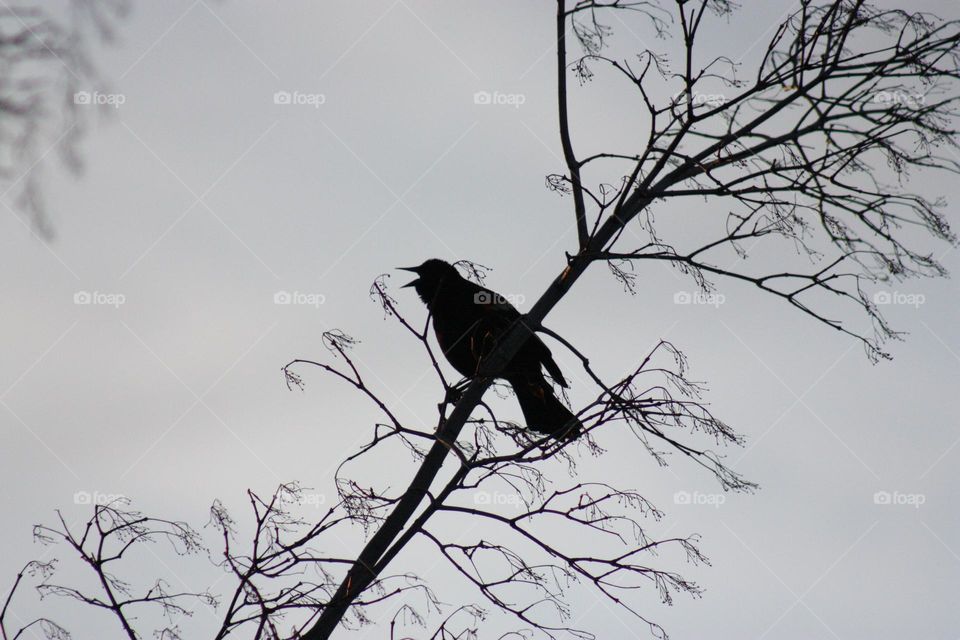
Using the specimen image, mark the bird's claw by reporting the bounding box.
[444,384,464,405]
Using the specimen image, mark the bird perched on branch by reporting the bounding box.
[398,259,582,440]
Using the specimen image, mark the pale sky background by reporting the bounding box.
[1,1,958,638]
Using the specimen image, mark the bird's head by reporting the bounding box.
[397,259,460,304]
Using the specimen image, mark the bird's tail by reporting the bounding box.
[506,373,582,441]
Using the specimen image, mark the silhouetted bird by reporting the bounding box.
[399,259,582,440]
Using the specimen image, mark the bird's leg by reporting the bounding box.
[445,378,471,404]
[437,378,470,416]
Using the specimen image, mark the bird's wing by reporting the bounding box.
[530,335,568,388]
[470,297,516,363]
[470,285,569,388]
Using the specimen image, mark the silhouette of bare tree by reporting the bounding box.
[4,1,958,639]
[0,0,128,237]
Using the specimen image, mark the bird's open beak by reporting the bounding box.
[397,266,420,288]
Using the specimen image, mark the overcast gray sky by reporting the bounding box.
[1,1,958,638]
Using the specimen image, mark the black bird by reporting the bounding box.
[399,259,581,440]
